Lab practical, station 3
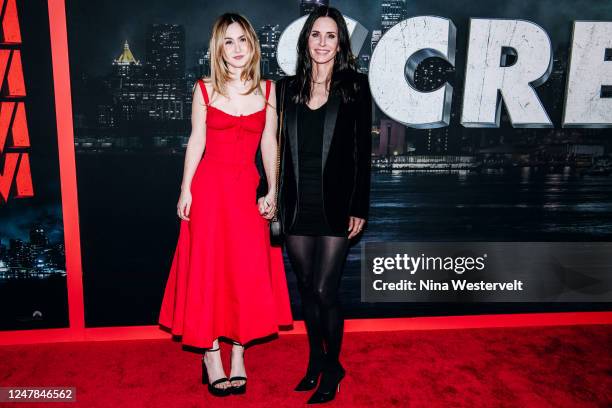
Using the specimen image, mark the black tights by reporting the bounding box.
[285,234,349,374]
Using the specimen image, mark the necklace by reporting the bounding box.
[311,78,330,95]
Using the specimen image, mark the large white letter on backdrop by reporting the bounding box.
[461,18,553,128]
[563,21,612,128]
[369,16,456,129]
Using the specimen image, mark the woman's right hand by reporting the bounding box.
[258,190,277,220]
[177,190,192,221]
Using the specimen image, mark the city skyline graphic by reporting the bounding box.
[70,0,611,170]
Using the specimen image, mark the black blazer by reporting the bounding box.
[256,69,372,235]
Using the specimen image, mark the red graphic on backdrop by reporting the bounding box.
[1,0,20,44]
[0,0,32,203]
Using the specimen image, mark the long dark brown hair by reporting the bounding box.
[292,6,358,104]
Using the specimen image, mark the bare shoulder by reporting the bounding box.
[258,78,273,94]
[267,81,277,109]
[268,80,277,93]
[201,77,213,92]
[191,77,210,106]
[198,77,218,104]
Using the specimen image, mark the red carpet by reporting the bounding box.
[1,325,611,407]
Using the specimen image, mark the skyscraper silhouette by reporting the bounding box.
[145,24,185,79]
[381,0,407,33]
[299,0,329,16]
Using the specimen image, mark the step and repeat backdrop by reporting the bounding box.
[1,0,611,330]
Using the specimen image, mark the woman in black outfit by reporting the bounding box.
[257,6,372,404]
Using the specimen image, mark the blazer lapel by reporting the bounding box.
[286,99,299,187]
[321,90,341,174]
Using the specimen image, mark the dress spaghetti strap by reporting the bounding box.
[197,79,210,105]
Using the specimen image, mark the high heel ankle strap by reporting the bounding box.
[202,347,221,362]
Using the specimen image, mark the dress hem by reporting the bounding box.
[158,322,294,349]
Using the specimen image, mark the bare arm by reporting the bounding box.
[177,82,207,220]
[261,82,278,191]
[258,81,279,219]
[181,83,207,191]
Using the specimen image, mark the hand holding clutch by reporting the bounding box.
[258,190,277,220]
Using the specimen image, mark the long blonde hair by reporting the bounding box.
[207,13,262,98]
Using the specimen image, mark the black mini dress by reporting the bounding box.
[288,100,344,237]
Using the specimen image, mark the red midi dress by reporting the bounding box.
[158,79,293,348]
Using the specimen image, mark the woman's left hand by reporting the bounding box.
[258,190,277,220]
[348,216,366,239]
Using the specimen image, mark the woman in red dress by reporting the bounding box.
[158,13,293,397]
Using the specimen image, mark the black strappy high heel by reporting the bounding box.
[229,341,247,395]
[202,347,231,397]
